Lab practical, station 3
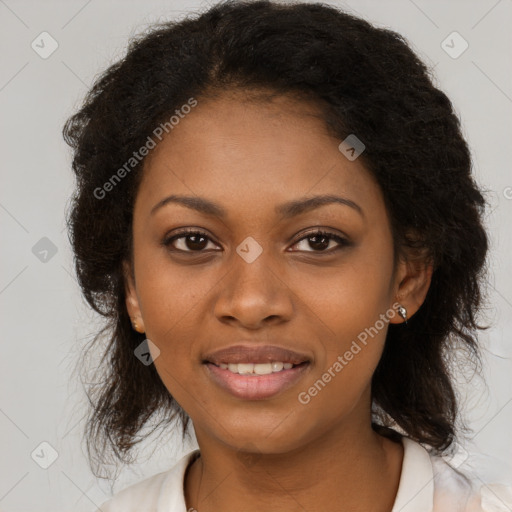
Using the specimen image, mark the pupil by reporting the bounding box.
[187,234,207,250]
[310,234,329,251]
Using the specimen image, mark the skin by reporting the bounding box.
[124,90,433,512]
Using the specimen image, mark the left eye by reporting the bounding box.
[291,230,348,252]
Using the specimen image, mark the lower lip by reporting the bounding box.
[204,362,310,400]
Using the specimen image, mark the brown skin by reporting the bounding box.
[124,91,433,512]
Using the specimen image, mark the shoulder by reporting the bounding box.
[427,443,512,512]
[95,449,199,512]
[393,437,512,512]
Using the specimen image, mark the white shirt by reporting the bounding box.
[96,437,512,512]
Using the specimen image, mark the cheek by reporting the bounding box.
[297,252,393,342]
[133,255,217,391]
[135,248,214,334]
[294,255,393,407]
[297,318,386,427]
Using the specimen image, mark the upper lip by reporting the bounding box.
[203,344,311,365]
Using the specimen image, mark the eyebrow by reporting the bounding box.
[150,194,364,219]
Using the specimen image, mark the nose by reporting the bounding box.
[213,254,294,329]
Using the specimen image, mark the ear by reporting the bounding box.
[388,248,434,325]
[122,259,145,333]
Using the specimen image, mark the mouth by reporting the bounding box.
[202,343,311,367]
[203,362,311,400]
[201,343,312,400]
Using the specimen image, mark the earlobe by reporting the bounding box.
[122,260,145,333]
[389,258,434,325]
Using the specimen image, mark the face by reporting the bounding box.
[124,91,431,454]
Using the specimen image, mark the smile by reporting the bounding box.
[204,361,310,400]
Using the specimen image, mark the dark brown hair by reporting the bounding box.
[62,0,490,480]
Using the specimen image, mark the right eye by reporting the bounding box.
[162,229,222,253]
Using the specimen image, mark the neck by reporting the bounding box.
[185,418,404,512]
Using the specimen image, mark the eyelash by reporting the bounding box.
[162,228,349,254]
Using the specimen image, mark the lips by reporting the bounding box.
[202,344,311,366]
[204,361,310,400]
[202,343,312,399]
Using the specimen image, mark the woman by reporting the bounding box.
[62,1,511,510]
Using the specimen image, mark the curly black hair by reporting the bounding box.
[62,0,490,480]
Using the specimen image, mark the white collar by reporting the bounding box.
[391,437,434,512]
[157,436,434,512]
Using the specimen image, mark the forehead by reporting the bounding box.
[136,92,384,221]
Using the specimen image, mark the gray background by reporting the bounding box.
[1,0,511,510]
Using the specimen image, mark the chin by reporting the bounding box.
[207,416,311,455]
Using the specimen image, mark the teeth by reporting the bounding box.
[238,363,257,375]
[217,361,297,375]
[271,362,284,372]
